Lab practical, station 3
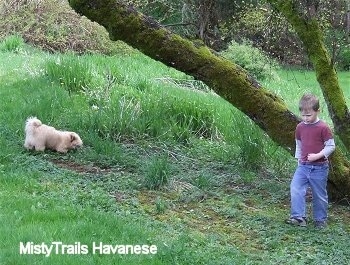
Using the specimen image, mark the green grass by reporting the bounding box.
[0,34,24,52]
[262,69,350,123]
[1,41,350,264]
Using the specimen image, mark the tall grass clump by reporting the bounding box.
[236,117,268,170]
[144,156,171,190]
[0,34,24,52]
[49,52,226,144]
[45,54,94,94]
[82,73,224,143]
[145,90,221,143]
[220,39,279,81]
[85,88,219,144]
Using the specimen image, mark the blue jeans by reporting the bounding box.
[290,163,329,222]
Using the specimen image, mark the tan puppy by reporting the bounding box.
[24,117,83,153]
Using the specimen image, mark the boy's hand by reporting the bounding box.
[307,152,324,162]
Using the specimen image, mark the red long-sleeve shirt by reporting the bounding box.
[295,119,335,164]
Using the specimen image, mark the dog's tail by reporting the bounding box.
[25,117,42,132]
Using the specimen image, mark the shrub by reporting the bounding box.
[0,0,132,54]
[338,46,350,71]
[220,40,279,81]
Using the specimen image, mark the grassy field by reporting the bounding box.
[0,38,350,265]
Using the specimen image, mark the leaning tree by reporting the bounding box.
[68,0,350,201]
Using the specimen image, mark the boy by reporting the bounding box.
[286,94,335,228]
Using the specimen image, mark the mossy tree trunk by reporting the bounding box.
[69,0,350,201]
[268,0,350,153]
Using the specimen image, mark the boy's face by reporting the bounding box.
[300,109,319,124]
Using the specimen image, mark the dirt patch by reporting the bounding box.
[50,159,113,174]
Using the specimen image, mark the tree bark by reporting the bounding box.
[268,0,350,153]
[69,0,350,201]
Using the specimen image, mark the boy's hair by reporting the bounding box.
[299,93,320,112]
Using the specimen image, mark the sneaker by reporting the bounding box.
[285,217,307,227]
[314,220,327,229]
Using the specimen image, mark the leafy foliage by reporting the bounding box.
[338,45,350,70]
[220,40,279,81]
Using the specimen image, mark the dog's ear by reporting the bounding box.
[70,133,76,142]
